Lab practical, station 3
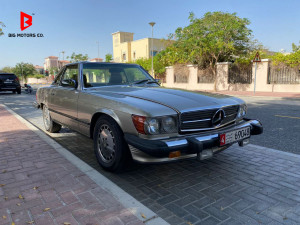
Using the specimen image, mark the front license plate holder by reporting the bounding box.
[219,126,250,146]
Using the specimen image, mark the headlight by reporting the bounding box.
[132,115,177,135]
[145,118,160,134]
[237,104,247,119]
[162,117,177,133]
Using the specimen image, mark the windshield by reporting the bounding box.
[82,63,156,88]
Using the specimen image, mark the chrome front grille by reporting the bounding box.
[180,105,239,132]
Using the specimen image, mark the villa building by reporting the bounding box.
[44,56,70,71]
[112,31,170,63]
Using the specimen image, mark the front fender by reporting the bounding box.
[94,108,122,127]
[90,108,139,138]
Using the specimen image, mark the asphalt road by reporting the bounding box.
[243,97,300,154]
[0,91,299,154]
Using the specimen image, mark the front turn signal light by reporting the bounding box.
[169,151,181,158]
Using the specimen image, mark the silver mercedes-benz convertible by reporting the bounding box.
[34,62,263,171]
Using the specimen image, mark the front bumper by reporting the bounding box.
[124,118,263,163]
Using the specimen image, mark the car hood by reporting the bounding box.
[87,86,244,112]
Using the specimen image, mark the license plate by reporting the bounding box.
[219,127,250,146]
[4,81,12,83]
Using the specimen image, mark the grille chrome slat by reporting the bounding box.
[182,118,211,124]
[180,105,239,132]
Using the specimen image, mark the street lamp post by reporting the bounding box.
[61,51,65,60]
[149,22,155,78]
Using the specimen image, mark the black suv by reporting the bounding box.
[0,73,21,94]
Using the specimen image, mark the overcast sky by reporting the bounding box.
[0,0,299,68]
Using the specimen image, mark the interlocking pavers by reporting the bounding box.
[0,105,151,225]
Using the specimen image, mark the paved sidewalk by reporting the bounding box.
[205,90,300,99]
[0,105,149,225]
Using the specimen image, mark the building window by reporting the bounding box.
[151,50,158,57]
[133,51,136,60]
[122,53,126,61]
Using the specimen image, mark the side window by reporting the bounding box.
[82,69,111,87]
[61,66,78,88]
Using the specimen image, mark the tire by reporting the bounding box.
[17,88,21,94]
[93,116,131,172]
[43,105,61,133]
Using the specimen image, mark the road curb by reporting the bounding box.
[2,104,169,225]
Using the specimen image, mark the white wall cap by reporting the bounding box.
[187,64,198,67]
[216,62,232,65]
[251,59,271,62]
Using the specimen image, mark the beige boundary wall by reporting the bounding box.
[27,77,53,84]
[164,59,300,93]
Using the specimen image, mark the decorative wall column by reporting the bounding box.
[216,62,231,91]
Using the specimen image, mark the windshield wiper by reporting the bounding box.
[145,80,159,85]
[131,79,150,85]
[131,79,159,85]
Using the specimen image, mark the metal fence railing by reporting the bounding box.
[228,64,252,84]
[174,65,189,83]
[268,66,300,84]
[197,68,215,83]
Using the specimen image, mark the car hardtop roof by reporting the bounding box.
[65,61,139,67]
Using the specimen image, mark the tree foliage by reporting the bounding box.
[271,51,300,68]
[105,53,113,62]
[0,66,14,73]
[49,67,59,76]
[13,63,36,82]
[67,52,89,62]
[0,22,5,36]
[130,56,166,78]
[292,42,300,53]
[160,12,253,69]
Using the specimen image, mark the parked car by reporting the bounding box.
[34,62,263,172]
[0,73,21,94]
